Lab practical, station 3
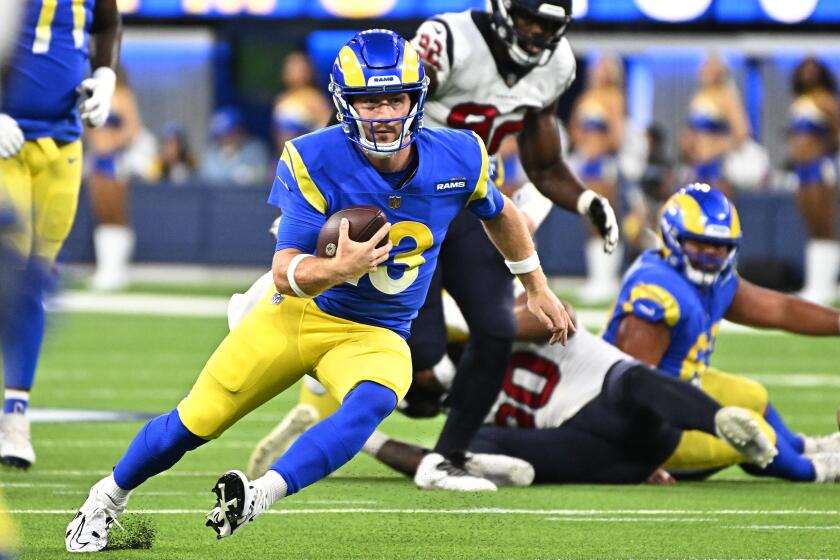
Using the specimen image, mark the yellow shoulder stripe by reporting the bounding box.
[283,142,327,215]
[466,132,490,206]
[624,282,681,327]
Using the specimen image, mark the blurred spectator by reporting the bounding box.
[149,122,196,185]
[85,67,156,292]
[640,124,674,209]
[681,54,750,199]
[271,51,331,153]
[788,56,840,305]
[569,55,626,303]
[198,106,270,187]
[629,124,675,251]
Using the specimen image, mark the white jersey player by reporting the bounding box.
[373,300,777,486]
[409,2,617,239]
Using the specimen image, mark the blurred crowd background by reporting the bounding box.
[59,0,840,304]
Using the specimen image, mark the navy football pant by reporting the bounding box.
[409,211,516,456]
[470,362,722,483]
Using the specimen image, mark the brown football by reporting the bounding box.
[316,205,388,258]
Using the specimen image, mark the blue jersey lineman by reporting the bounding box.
[0,0,122,469]
[65,30,573,551]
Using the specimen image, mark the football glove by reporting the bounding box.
[577,189,619,254]
[77,67,117,128]
[0,114,24,158]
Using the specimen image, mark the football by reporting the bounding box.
[316,205,388,258]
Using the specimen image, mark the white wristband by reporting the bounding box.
[576,189,597,216]
[287,253,315,298]
[505,253,541,275]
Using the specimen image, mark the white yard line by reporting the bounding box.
[6,508,840,516]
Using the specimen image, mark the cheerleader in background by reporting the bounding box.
[788,56,840,305]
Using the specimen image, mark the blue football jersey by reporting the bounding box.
[1,0,94,142]
[269,125,504,339]
[602,250,739,380]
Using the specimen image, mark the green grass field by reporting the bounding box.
[3,303,840,559]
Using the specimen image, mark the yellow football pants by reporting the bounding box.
[178,292,412,439]
[665,367,775,471]
[0,138,83,263]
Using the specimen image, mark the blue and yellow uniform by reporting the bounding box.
[0,0,93,262]
[789,93,838,189]
[603,185,775,472]
[177,124,503,439]
[603,252,773,470]
[688,93,729,183]
[604,250,738,382]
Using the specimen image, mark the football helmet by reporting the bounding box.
[489,0,573,67]
[329,29,429,156]
[659,183,742,287]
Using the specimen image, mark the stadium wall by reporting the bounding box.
[60,183,836,280]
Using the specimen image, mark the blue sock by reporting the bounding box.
[742,432,815,481]
[113,409,207,490]
[270,381,397,495]
[764,404,804,454]
[2,263,48,397]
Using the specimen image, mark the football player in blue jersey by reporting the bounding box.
[603,183,840,482]
[0,0,122,469]
[64,30,574,551]
[256,0,620,491]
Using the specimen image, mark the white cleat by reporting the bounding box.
[0,413,35,469]
[65,478,127,552]
[802,433,840,456]
[463,452,535,487]
[414,453,497,492]
[811,453,840,483]
[714,407,778,469]
[206,470,270,539]
[246,404,319,479]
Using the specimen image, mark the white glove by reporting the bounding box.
[577,189,619,254]
[0,114,24,158]
[77,66,117,128]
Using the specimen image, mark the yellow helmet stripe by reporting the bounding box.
[338,46,366,87]
[729,203,742,238]
[669,193,706,236]
[401,42,420,84]
[283,142,328,214]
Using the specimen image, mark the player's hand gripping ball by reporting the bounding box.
[316,206,388,258]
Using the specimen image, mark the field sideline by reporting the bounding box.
[2,291,840,559]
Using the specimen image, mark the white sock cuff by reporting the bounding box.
[362,430,389,456]
[260,470,289,504]
[103,473,131,503]
[4,389,29,402]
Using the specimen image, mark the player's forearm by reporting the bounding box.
[525,159,586,214]
[271,249,348,298]
[482,197,550,293]
[781,297,840,336]
[89,0,122,70]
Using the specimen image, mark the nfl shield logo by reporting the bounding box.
[388,195,401,209]
[271,292,284,305]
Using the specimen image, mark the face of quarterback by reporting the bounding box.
[683,238,732,272]
[351,92,411,145]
